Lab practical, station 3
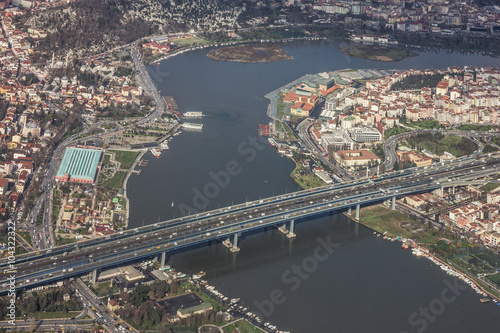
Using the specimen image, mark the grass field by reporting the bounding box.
[109,150,139,169]
[92,281,119,297]
[357,205,419,238]
[174,36,210,46]
[31,311,81,319]
[101,171,127,189]
[18,231,32,245]
[481,183,500,192]
[291,162,325,189]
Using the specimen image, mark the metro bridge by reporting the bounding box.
[2,155,499,294]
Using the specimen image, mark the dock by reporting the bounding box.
[163,96,179,113]
[137,159,149,166]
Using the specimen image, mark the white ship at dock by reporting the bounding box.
[183,111,203,118]
[181,122,203,131]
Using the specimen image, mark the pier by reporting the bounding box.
[163,96,179,113]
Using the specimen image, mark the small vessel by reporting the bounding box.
[149,148,161,157]
[230,298,240,303]
[480,298,490,303]
[160,141,170,150]
[402,243,410,250]
[268,138,277,147]
[181,122,203,131]
[183,111,203,118]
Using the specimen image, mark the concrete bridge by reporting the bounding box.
[1,155,499,294]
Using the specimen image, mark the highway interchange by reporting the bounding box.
[3,153,500,295]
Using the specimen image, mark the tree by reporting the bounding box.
[150,280,169,299]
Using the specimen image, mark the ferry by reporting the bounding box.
[183,111,203,118]
[268,138,277,147]
[181,122,203,131]
[149,148,161,157]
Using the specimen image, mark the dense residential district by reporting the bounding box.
[0,0,497,332]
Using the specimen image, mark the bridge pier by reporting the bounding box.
[355,204,360,220]
[92,268,98,285]
[278,219,296,238]
[348,206,352,215]
[391,196,396,210]
[223,234,240,253]
[160,251,166,268]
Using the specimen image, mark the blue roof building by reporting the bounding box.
[56,147,102,184]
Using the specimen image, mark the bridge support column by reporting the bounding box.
[287,219,296,239]
[439,186,444,197]
[355,204,360,220]
[92,268,98,285]
[452,186,455,194]
[391,196,396,210]
[223,234,240,253]
[230,234,240,253]
[348,206,352,215]
[160,251,166,268]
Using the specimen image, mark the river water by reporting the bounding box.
[127,39,500,332]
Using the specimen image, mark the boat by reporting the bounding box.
[230,298,240,303]
[149,148,161,157]
[183,111,203,118]
[160,141,170,150]
[181,122,203,131]
[480,298,490,303]
[192,271,206,279]
[402,243,410,250]
[268,138,277,147]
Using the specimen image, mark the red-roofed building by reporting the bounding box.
[436,81,449,96]
[0,179,8,195]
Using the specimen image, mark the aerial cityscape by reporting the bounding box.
[0,0,499,332]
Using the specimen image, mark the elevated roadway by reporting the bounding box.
[2,155,499,295]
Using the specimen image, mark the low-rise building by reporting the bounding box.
[332,149,381,168]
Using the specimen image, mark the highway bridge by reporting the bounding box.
[2,155,499,295]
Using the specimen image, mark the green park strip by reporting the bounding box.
[290,161,325,190]
[109,150,139,169]
[31,311,81,319]
[101,171,127,189]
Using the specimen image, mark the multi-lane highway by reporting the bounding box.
[2,155,499,295]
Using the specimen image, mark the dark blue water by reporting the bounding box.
[127,39,500,332]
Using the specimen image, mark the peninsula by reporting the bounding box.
[207,43,293,63]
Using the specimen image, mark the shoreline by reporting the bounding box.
[342,209,500,300]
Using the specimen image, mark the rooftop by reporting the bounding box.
[56,147,102,181]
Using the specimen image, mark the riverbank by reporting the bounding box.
[348,203,500,300]
[339,44,419,62]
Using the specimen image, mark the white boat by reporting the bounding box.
[149,148,161,157]
[183,111,203,118]
[181,122,203,131]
